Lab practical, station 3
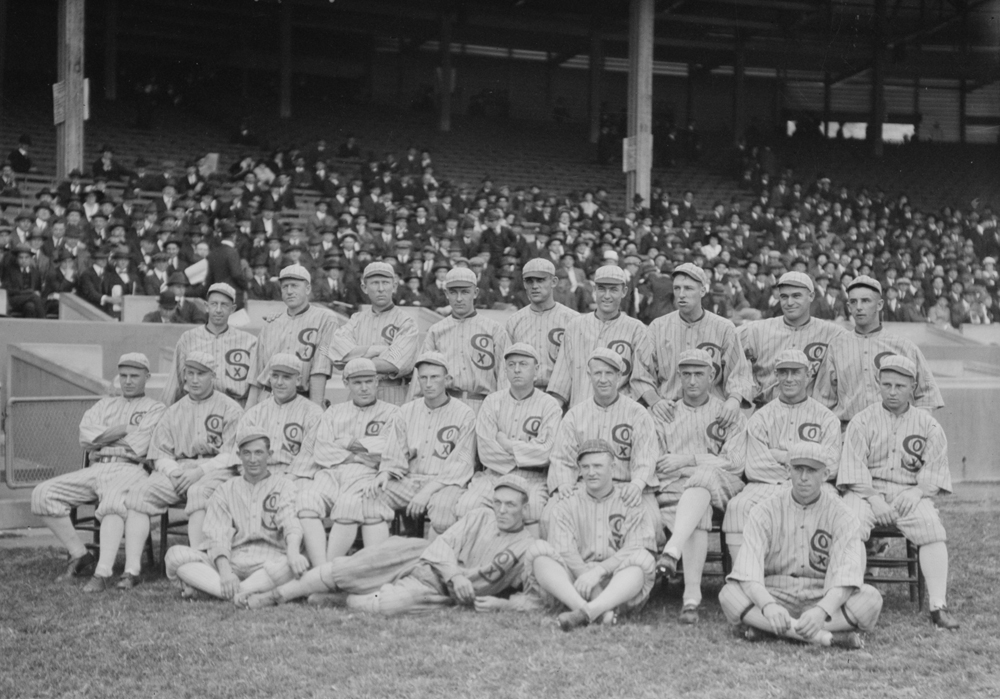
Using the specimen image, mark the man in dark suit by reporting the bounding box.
[77,249,111,311]
[636,263,673,323]
[247,255,281,301]
[43,251,79,316]
[7,135,33,173]
[142,291,181,323]
[143,252,172,296]
[312,257,359,314]
[204,224,248,307]
[167,272,207,324]
[2,244,45,317]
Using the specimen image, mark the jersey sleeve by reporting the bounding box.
[380,316,418,378]
[548,499,588,578]
[824,508,865,591]
[546,410,580,492]
[598,502,657,575]
[629,409,660,489]
[476,396,516,475]
[727,503,772,586]
[204,488,237,561]
[420,509,477,582]
[311,417,354,469]
[323,316,359,365]
[378,412,410,479]
[721,323,754,404]
[121,401,167,458]
[146,410,179,462]
[78,398,112,448]
[627,327,657,400]
[836,416,874,490]
[546,325,574,404]
[493,326,511,393]
[276,480,303,542]
[812,344,839,410]
[916,419,951,493]
[310,312,341,378]
[731,412,781,479]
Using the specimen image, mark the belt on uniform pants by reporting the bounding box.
[446,388,489,401]
[90,454,143,465]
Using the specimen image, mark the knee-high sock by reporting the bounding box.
[326,523,359,560]
[40,515,88,559]
[681,529,709,606]
[123,512,151,575]
[187,510,207,548]
[301,518,328,567]
[585,567,645,620]
[361,522,389,550]
[176,561,223,598]
[920,541,949,611]
[532,557,587,613]
[664,487,712,558]
[95,514,125,577]
[728,543,741,568]
[238,568,278,595]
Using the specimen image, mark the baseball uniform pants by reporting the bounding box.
[32,462,148,520]
[720,581,883,632]
[841,482,947,546]
[656,463,744,532]
[379,475,463,534]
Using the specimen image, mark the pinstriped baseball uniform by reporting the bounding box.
[298,400,407,524]
[739,317,846,405]
[165,472,300,584]
[454,388,563,524]
[813,327,944,423]
[31,394,165,520]
[379,396,478,533]
[654,395,746,531]
[721,488,883,631]
[163,325,258,405]
[524,485,657,610]
[236,395,324,477]
[648,310,754,405]
[252,304,342,392]
[322,304,419,405]
[838,403,950,545]
[724,396,841,537]
[360,507,536,616]
[505,302,578,389]
[126,390,243,516]
[411,312,510,412]
[546,312,656,407]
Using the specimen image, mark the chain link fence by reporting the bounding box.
[5,396,99,488]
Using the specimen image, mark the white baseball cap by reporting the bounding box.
[279,264,312,283]
[593,264,627,285]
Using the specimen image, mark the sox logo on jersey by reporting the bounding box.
[205,414,225,448]
[698,342,724,378]
[548,328,565,362]
[607,340,633,377]
[901,435,926,472]
[262,491,281,531]
[364,421,385,437]
[381,325,399,342]
[523,416,542,438]
[283,423,304,455]
[809,529,832,572]
[434,425,461,458]
[803,342,828,375]
[706,419,728,448]
[611,424,633,460]
[798,423,823,442]
[225,348,252,382]
[129,411,146,426]
[296,328,319,361]
[481,549,518,583]
[471,334,496,370]
[873,351,897,370]
[609,514,626,549]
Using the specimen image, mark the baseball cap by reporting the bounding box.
[577,439,616,460]
[593,264,627,285]
[504,342,540,363]
[236,429,271,450]
[207,283,237,303]
[777,271,814,292]
[117,352,150,372]
[677,348,713,368]
[787,442,832,471]
[588,347,624,373]
[363,261,396,281]
[847,275,882,295]
[184,350,217,374]
[268,352,301,375]
[522,258,556,279]
[444,267,477,288]
[494,473,530,499]
[414,351,450,374]
[279,264,311,283]
[774,348,810,370]
[879,355,916,378]
[343,358,377,379]
[672,262,708,288]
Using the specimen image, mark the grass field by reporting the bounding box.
[2,483,998,699]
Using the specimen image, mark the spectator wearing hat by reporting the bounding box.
[26,230,52,278]
[250,198,286,240]
[143,252,172,296]
[635,261,673,323]
[247,254,281,301]
[77,248,113,311]
[92,144,126,182]
[177,159,207,197]
[2,243,45,317]
[0,162,20,197]
[312,256,360,313]
[168,272,208,324]
[101,248,140,318]
[56,168,86,204]
[43,250,80,315]
[7,134,32,173]
[142,290,180,323]
[204,224,248,307]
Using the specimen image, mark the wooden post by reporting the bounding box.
[103,0,117,101]
[439,13,452,132]
[625,0,654,210]
[279,1,292,119]
[56,0,86,181]
[588,29,603,144]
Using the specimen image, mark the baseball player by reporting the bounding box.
[411,267,510,414]
[245,264,341,409]
[236,352,324,478]
[322,261,419,405]
[547,264,656,409]
[647,263,753,429]
[739,271,846,406]
[161,282,258,406]
[296,358,407,565]
[504,258,578,390]
[164,431,308,602]
[720,442,883,649]
[454,343,562,538]
[245,474,535,615]
[30,353,165,592]
[838,355,959,630]
[119,351,243,588]
[814,275,944,426]
[652,348,747,624]
[724,348,842,564]
[546,348,661,545]
[525,439,657,631]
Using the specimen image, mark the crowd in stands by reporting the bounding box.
[1,130,998,329]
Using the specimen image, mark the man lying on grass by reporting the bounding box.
[243,474,536,615]
[164,431,309,602]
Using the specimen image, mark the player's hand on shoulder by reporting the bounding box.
[263,310,282,323]
[618,482,643,507]
[719,397,742,428]
[553,484,575,501]
[650,399,677,423]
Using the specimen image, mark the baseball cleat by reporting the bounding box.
[344,593,379,613]
[930,608,960,631]
[115,573,141,591]
[679,603,700,625]
[56,552,96,582]
[742,626,762,642]
[829,631,863,650]
[655,552,679,579]
[557,609,590,632]
[82,575,113,593]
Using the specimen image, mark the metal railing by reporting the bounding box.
[4,396,99,488]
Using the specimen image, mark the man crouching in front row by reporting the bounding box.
[164,430,309,602]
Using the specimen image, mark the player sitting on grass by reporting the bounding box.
[838,355,959,630]
[652,348,747,625]
[165,431,308,602]
[525,439,658,632]
[244,474,535,615]
[719,442,883,649]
